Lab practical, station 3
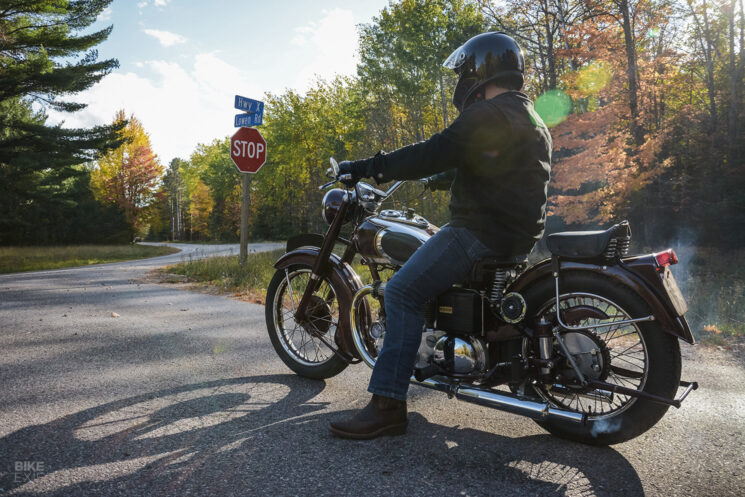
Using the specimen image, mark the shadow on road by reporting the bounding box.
[0,374,643,496]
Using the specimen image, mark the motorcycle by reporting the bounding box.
[265,158,697,445]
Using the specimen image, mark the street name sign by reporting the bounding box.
[230,127,267,174]
[234,113,263,127]
[234,95,264,114]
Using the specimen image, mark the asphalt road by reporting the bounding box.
[0,243,743,497]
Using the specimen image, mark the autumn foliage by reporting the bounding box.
[91,111,164,239]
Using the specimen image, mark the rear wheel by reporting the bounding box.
[265,264,348,379]
[523,272,681,445]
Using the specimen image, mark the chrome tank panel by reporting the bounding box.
[354,213,433,266]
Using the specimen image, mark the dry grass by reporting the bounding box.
[163,244,745,342]
[0,244,179,274]
[163,249,285,305]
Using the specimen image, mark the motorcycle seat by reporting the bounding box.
[546,221,630,258]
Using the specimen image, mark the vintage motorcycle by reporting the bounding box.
[265,159,697,445]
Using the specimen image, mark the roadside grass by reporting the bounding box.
[164,249,391,304]
[165,250,284,303]
[164,244,745,344]
[0,244,180,274]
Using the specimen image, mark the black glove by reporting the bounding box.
[337,160,363,187]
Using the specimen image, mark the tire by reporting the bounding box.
[265,264,348,380]
[522,271,681,445]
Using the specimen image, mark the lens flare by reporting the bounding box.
[535,90,572,127]
[576,61,613,96]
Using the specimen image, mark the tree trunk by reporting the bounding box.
[439,73,449,128]
[618,0,642,144]
[701,0,718,131]
[739,0,745,115]
[728,0,738,160]
[686,0,717,131]
[542,0,557,89]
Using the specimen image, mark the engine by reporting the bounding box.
[416,330,487,375]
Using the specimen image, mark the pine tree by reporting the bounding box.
[0,0,124,243]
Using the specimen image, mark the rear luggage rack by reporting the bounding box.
[586,379,698,408]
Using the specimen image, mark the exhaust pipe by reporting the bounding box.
[412,377,586,424]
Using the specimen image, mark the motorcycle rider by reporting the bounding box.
[329,32,552,439]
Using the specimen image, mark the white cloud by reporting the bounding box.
[291,9,360,90]
[143,28,187,47]
[47,55,262,165]
[154,0,171,6]
[98,7,112,22]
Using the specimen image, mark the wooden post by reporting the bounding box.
[239,173,250,265]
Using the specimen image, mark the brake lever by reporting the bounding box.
[318,179,336,190]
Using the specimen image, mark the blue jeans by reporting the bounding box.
[367,226,495,401]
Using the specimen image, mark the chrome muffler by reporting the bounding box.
[412,377,586,424]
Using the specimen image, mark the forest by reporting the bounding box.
[149,0,744,252]
[2,0,742,250]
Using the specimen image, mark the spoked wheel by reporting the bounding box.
[265,264,348,379]
[536,293,648,418]
[523,272,681,445]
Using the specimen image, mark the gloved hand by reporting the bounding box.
[337,160,362,187]
[421,177,435,191]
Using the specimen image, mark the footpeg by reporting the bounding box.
[413,364,440,382]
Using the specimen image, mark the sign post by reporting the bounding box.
[240,175,250,265]
[232,95,266,265]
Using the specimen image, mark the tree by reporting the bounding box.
[163,158,187,240]
[91,111,164,239]
[358,0,485,144]
[190,138,242,240]
[0,0,125,243]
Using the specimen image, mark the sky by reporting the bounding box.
[48,0,391,165]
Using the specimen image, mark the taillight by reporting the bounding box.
[654,249,678,268]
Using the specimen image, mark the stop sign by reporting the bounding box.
[230,127,267,173]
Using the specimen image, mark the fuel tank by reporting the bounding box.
[353,210,437,266]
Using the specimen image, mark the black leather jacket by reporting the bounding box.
[348,91,552,256]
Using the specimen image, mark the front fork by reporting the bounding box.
[294,195,352,322]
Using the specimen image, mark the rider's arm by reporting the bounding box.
[348,101,509,184]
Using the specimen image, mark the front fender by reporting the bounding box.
[274,247,368,357]
[285,233,325,252]
[510,258,694,344]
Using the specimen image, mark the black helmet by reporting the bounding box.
[444,32,524,111]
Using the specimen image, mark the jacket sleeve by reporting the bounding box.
[349,102,505,184]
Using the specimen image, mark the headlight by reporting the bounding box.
[321,188,347,225]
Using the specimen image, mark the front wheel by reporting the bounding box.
[523,272,682,445]
[265,264,348,380]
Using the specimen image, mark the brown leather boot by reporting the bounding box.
[329,394,408,439]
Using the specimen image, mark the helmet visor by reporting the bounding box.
[443,44,467,71]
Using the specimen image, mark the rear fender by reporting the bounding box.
[510,258,694,344]
[274,247,368,357]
